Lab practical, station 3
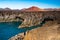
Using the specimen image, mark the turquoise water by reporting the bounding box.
[0,22,26,40]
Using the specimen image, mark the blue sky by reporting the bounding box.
[0,0,60,9]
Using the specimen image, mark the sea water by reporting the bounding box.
[0,22,25,40]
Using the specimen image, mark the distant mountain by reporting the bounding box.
[4,8,11,10]
[20,6,44,12]
[0,8,4,10]
[0,8,11,11]
[20,6,60,11]
[0,6,60,11]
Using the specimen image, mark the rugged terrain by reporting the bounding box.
[9,21,60,40]
[24,21,60,40]
[0,6,60,40]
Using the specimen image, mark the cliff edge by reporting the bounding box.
[24,21,60,40]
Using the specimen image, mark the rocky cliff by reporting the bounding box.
[23,21,60,40]
[0,6,60,28]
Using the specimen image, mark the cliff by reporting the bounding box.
[19,11,60,28]
[23,21,60,40]
[0,6,60,28]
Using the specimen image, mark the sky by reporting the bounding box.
[0,0,60,9]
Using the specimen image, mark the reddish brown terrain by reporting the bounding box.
[21,6,44,12]
[21,6,60,11]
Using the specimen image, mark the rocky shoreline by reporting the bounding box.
[9,21,60,40]
[9,33,24,40]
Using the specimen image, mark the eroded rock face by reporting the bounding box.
[23,21,60,40]
[19,11,60,28]
[19,12,43,28]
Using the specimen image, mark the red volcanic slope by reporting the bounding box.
[21,6,44,12]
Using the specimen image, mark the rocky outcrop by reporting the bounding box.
[19,11,60,28]
[9,33,24,40]
[23,21,60,40]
